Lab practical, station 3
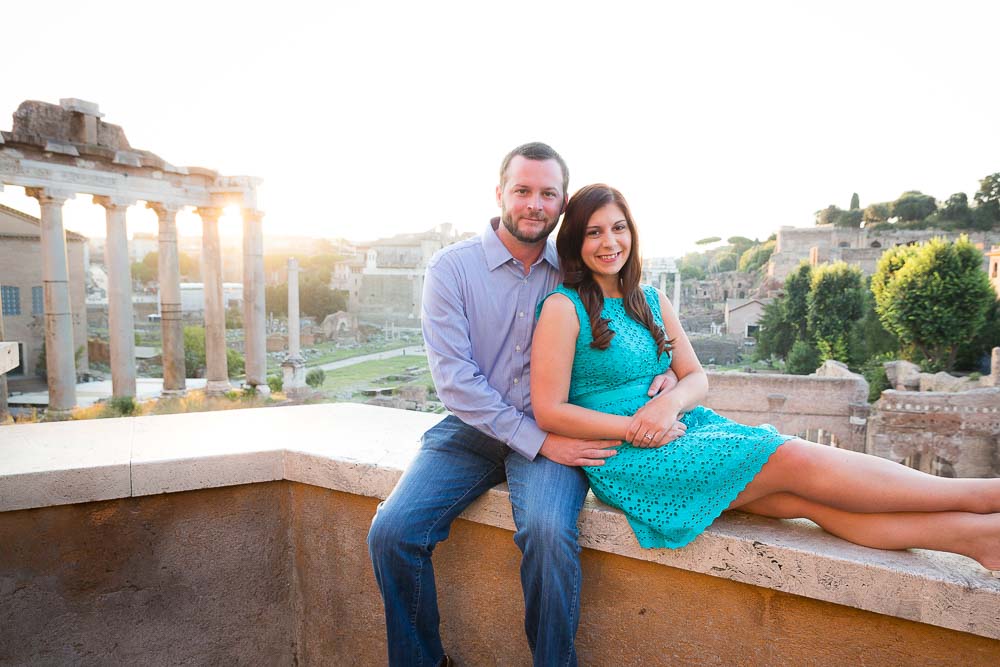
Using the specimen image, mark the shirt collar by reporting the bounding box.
[482,217,560,272]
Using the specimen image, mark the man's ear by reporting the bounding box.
[560,194,568,215]
[496,183,503,207]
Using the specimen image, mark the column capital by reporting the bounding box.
[196,206,223,223]
[146,201,184,219]
[93,195,134,211]
[242,208,265,223]
[25,187,74,206]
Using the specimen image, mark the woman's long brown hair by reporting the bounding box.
[556,184,672,358]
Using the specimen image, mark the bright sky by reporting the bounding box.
[2,1,998,258]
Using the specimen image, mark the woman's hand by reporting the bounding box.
[625,399,687,448]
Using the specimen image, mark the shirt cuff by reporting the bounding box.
[509,417,548,461]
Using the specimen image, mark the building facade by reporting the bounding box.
[0,204,89,378]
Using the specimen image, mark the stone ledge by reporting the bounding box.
[1,403,999,640]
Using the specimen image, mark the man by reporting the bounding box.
[368,142,673,666]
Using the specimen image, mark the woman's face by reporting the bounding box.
[581,203,632,280]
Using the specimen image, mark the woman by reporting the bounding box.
[531,183,1000,570]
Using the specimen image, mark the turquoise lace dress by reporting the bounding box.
[540,284,794,549]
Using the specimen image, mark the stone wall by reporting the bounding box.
[704,371,870,451]
[4,480,999,666]
[867,388,1000,477]
[768,225,1000,282]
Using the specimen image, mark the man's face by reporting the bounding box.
[496,156,567,244]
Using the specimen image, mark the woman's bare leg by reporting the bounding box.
[734,492,1000,570]
[734,439,1000,515]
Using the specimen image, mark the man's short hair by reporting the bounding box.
[499,142,569,195]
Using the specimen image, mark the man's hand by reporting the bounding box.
[647,368,679,397]
[539,432,621,467]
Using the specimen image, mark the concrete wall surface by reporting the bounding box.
[2,403,1000,665]
[0,483,294,666]
[3,481,1000,666]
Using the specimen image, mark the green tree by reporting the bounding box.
[226,349,245,378]
[933,192,973,229]
[863,202,892,225]
[130,258,157,283]
[848,277,900,368]
[786,340,821,375]
[183,326,206,377]
[677,251,708,281]
[225,304,243,329]
[815,205,841,226]
[816,205,861,228]
[872,236,994,370]
[695,236,721,245]
[850,192,860,210]
[973,172,1000,229]
[753,299,796,361]
[178,252,199,280]
[752,262,812,363]
[265,280,346,321]
[807,262,864,363]
[892,191,937,223]
[710,250,738,273]
[784,262,813,341]
[265,283,288,316]
[737,240,776,274]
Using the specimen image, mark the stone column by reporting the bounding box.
[673,271,682,315]
[198,206,229,395]
[148,202,186,396]
[94,196,137,399]
[242,208,267,391]
[281,258,307,396]
[25,187,77,415]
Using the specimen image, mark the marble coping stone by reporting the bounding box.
[1,403,999,640]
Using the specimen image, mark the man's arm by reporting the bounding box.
[421,255,547,460]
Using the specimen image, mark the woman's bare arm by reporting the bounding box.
[624,290,709,442]
[531,293,633,440]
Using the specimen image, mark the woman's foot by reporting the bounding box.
[962,513,1000,572]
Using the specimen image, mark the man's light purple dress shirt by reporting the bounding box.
[421,218,560,460]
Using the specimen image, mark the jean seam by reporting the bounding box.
[407,457,503,665]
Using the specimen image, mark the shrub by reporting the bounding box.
[859,352,894,402]
[785,340,820,375]
[306,367,326,388]
[267,374,284,393]
[105,396,138,417]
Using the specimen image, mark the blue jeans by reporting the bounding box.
[368,415,590,667]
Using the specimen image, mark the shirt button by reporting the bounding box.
[518,311,524,318]
[515,344,521,352]
[513,378,519,384]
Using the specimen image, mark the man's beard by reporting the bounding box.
[500,209,558,244]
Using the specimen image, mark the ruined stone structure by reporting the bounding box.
[320,310,359,343]
[867,388,1000,478]
[704,371,871,452]
[704,355,1000,477]
[768,225,1000,282]
[353,224,468,326]
[0,98,266,413]
[640,256,682,313]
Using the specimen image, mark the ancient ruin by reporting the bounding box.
[0,98,266,414]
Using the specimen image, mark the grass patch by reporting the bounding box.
[320,354,431,398]
[266,337,421,372]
